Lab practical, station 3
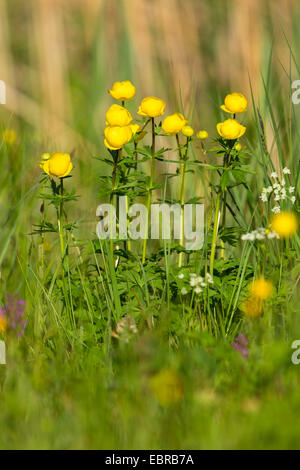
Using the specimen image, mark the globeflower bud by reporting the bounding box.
[217,119,246,140]
[130,123,141,135]
[109,80,136,101]
[181,125,194,137]
[234,142,242,151]
[138,97,166,118]
[106,104,132,127]
[196,130,208,140]
[40,152,73,178]
[220,92,248,114]
[104,125,132,150]
[162,113,188,135]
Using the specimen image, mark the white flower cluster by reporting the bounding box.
[178,272,213,296]
[241,227,279,242]
[259,168,296,213]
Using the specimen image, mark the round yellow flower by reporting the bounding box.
[40,152,73,178]
[130,123,141,135]
[138,97,166,118]
[0,315,7,334]
[271,211,299,239]
[182,125,194,137]
[235,142,242,151]
[104,125,132,150]
[162,113,188,135]
[249,277,274,300]
[217,119,246,140]
[2,129,17,145]
[241,296,263,318]
[109,80,136,101]
[105,104,132,127]
[151,369,183,406]
[221,93,248,114]
[196,130,208,140]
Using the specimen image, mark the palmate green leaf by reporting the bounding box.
[31,222,58,235]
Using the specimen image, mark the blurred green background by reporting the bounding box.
[0,0,299,146]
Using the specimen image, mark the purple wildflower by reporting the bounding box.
[232,333,249,359]
[0,294,27,337]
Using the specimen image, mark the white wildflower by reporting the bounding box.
[260,192,268,202]
[281,188,287,200]
[194,286,202,294]
[178,273,184,279]
[283,167,291,175]
[267,231,280,239]
[271,206,281,214]
[291,196,296,204]
[289,186,295,194]
[181,287,188,295]
[271,172,278,179]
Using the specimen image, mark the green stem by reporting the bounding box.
[178,135,188,268]
[57,178,73,327]
[210,191,221,277]
[110,149,121,262]
[142,118,155,264]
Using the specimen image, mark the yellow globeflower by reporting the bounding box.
[221,92,248,114]
[2,129,17,145]
[106,104,132,127]
[162,113,188,135]
[235,142,242,151]
[138,97,166,118]
[249,277,274,300]
[104,125,132,150]
[271,211,299,239]
[196,130,208,139]
[241,296,263,319]
[40,152,73,178]
[151,369,183,406]
[109,80,136,101]
[217,119,246,140]
[182,125,194,137]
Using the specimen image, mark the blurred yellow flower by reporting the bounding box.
[162,113,188,135]
[2,129,17,145]
[182,125,194,137]
[196,130,208,139]
[106,104,132,127]
[104,125,132,150]
[151,369,183,406]
[235,142,242,151]
[217,119,246,140]
[138,97,166,118]
[221,93,248,114]
[0,315,7,334]
[109,80,136,101]
[250,277,274,300]
[43,241,52,252]
[271,211,299,239]
[241,296,263,318]
[40,152,73,178]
